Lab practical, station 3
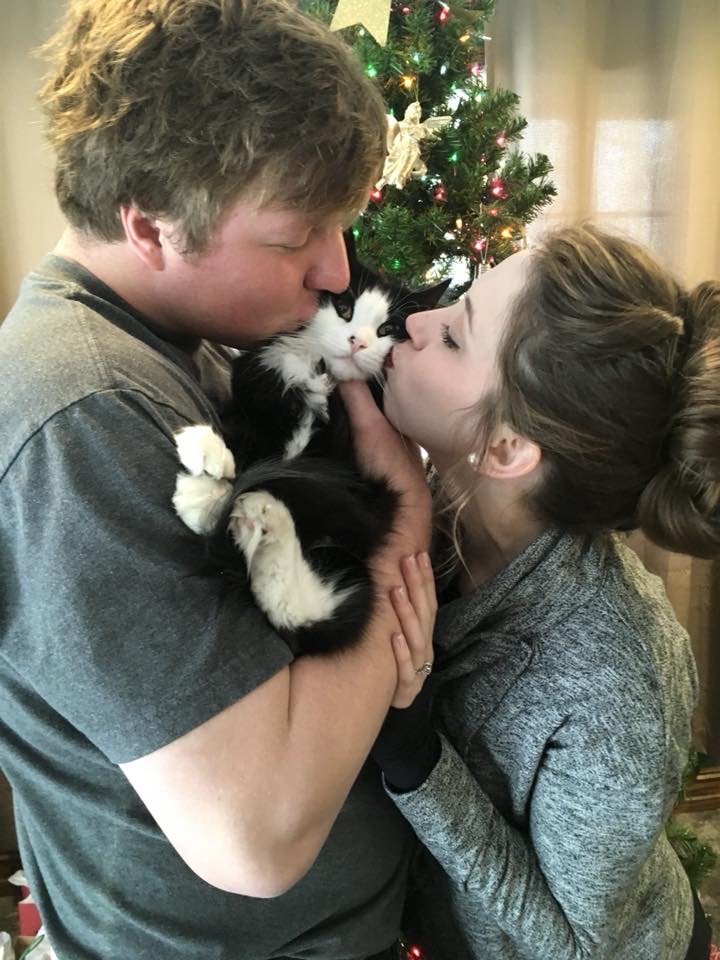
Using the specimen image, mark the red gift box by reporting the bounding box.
[9,874,42,937]
[17,883,42,937]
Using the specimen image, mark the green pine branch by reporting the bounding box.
[300,0,556,287]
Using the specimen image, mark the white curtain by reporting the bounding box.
[1,0,65,315]
[488,0,720,754]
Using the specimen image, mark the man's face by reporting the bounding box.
[155,198,352,347]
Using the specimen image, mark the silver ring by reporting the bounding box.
[415,661,433,676]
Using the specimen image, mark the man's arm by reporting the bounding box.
[121,381,431,897]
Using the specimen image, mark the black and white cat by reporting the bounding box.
[173,233,449,655]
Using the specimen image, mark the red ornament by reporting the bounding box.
[490,177,508,199]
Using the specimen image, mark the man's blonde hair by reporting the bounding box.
[38,0,387,252]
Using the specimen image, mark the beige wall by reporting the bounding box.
[1,1,66,316]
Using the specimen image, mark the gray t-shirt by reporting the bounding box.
[392,530,698,960]
[0,256,414,960]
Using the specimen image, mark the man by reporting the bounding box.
[0,2,430,957]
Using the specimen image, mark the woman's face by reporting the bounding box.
[383,250,532,460]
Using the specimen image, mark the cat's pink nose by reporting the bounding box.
[349,335,366,354]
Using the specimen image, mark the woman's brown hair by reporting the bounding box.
[443,224,720,560]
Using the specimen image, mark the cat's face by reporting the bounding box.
[305,232,451,382]
[307,287,400,381]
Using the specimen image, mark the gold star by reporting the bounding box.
[330,0,392,47]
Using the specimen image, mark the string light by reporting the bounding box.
[501,226,514,239]
[470,63,483,77]
[370,188,384,203]
[436,2,450,23]
[496,132,508,146]
[434,184,447,200]
[391,257,402,270]
[459,32,470,42]
[401,74,415,89]
[490,177,508,199]
[365,64,378,78]
[489,207,499,216]
[448,150,459,162]
[455,217,464,229]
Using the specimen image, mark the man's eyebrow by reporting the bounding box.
[464,296,474,332]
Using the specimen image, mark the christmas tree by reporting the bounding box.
[299,0,556,290]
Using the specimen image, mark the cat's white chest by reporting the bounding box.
[261,339,331,458]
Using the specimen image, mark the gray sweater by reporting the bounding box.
[390,530,698,960]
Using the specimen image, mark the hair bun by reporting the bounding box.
[637,281,720,557]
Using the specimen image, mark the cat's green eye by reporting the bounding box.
[335,300,353,320]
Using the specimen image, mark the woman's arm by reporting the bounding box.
[374,573,677,958]
[389,712,671,959]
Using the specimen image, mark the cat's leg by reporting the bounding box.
[303,372,332,417]
[228,490,351,631]
[283,374,331,459]
[174,425,236,480]
[172,425,236,535]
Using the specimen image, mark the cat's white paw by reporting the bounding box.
[173,473,233,535]
[228,490,351,631]
[174,425,236,480]
[228,491,295,562]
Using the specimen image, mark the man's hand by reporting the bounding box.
[338,380,431,556]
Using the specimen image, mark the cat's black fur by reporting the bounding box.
[200,233,449,655]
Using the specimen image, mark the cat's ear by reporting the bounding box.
[406,277,452,312]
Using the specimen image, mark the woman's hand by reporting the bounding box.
[370,553,440,791]
[389,553,438,708]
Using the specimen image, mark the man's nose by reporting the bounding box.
[305,228,350,293]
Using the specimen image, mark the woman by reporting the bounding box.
[350,224,719,960]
